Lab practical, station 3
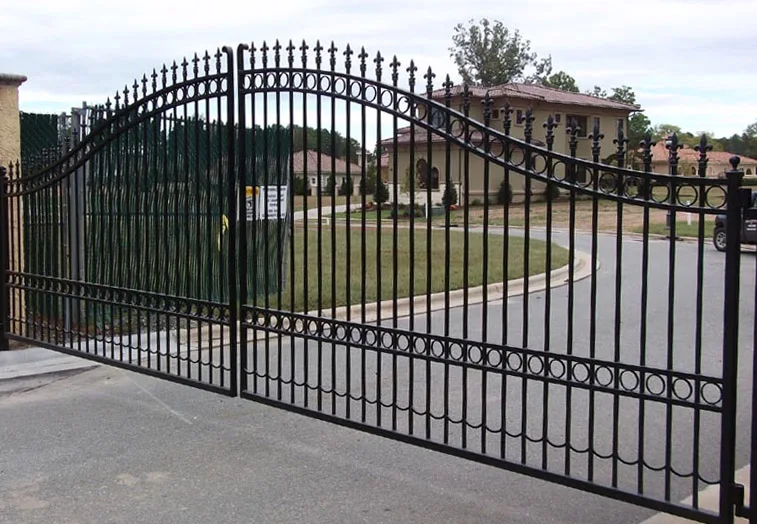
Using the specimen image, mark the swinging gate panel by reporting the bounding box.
[2,41,756,524]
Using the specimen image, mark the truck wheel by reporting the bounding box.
[713,228,727,252]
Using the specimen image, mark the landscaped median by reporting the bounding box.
[179,223,580,349]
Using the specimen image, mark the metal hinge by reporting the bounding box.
[733,483,750,519]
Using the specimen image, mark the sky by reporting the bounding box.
[3,0,757,149]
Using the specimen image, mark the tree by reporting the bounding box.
[449,18,539,86]
[373,178,389,205]
[325,174,336,196]
[608,86,636,105]
[652,124,682,141]
[586,86,607,98]
[339,176,354,196]
[542,71,579,92]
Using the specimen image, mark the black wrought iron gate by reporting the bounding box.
[2,41,755,524]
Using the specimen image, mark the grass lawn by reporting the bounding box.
[293,195,347,211]
[631,216,716,238]
[258,225,569,312]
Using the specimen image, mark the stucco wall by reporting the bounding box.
[0,73,27,333]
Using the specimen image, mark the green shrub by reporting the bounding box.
[497,180,513,205]
[338,176,354,196]
[374,178,389,204]
[544,182,561,202]
[442,184,458,209]
[293,176,309,196]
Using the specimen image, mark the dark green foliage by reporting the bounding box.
[339,176,354,196]
[442,184,458,209]
[374,178,389,204]
[293,176,309,196]
[544,182,561,202]
[325,175,337,196]
[497,180,513,205]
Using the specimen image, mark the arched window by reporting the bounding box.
[747,168,754,175]
[430,167,440,189]
[690,166,697,176]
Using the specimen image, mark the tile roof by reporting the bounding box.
[427,82,640,112]
[292,150,361,174]
[648,142,757,165]
[380,125,545,147]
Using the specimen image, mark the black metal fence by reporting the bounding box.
[1,42,755,524]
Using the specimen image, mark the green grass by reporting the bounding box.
[256,226,570,312]
[631,217,715,238]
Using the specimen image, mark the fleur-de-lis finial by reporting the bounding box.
[203,51,211,75]
[314,40,323,67]
[132,78,139,101]
[300,40,309,66]
[566,117,580,153]
[261,41,269,68]
[665,132,682,167]
[181,57,188,80]
[123,84,130,105]
[613,119,628,165]
[343,44,354,72]
[695,134,712,164]
[502,101,513,135]
[150,69,158,92]
[639,131,656,172]
[358,47,368,76]
[273,40,282,67]
[249,43,257,67]
[406,60,418,91]
[483,91,492,123]
[443,74,454,101]
[390,56,401,85]
[523,107,535,143]
[374,51,384,80]
[544,114,557,149]
[328,41,338,70]
[141,74,148,97]
[287,40,295,68]
[214,48,222,72]
[160,64,168,87]
[424,66,435,94]
[171,60,178,83]
[589,121,604,161]
[192,52,200,77]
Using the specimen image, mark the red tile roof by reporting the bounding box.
[292,150,361,174]
[427,83,640,112]
[648,142,757,165]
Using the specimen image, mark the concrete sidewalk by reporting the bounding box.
[0,346,99,382]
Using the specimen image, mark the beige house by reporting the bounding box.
[648,142,757,178]
[293,150,362,196]
[379,83,640,202]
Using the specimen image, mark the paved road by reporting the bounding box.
[0,230,754,524]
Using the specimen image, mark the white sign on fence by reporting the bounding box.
[245,185,288,221]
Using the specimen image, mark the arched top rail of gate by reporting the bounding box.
[236,40,739,215]
[6,47,235,197]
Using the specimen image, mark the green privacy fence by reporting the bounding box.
[22,110,290,333]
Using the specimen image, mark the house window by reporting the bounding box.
[415,159,439,190]
[690,166,697,176]
[491,109,501,120]
[310,177,316,186]
[554,114,561,124]
[515,109,524,125]
[566,114,588,137]
[431,107,445,128]
[747,168,754,175]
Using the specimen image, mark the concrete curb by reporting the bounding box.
[179,246,596,348]
[0,348,99,382]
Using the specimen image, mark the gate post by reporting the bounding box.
[0,167,8,351]
[720,156,744,523]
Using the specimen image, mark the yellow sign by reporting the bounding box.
[245,186,259,198]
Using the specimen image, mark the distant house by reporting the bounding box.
[380,82,640,203]
[292,150,362,196]
[647,141,757,178]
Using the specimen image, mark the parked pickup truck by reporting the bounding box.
[713,190,757,252]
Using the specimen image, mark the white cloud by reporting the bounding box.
[3,0,756,146]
